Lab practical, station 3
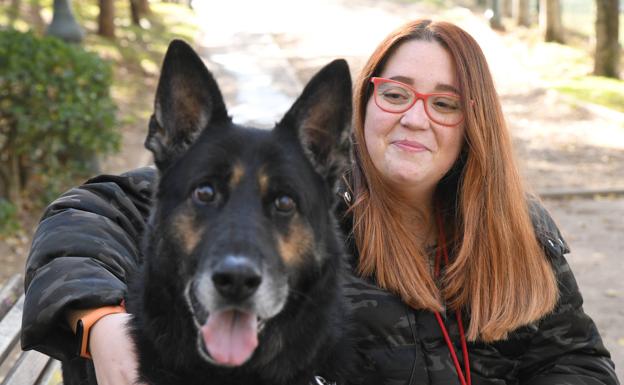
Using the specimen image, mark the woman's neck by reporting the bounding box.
[398,194,437,249]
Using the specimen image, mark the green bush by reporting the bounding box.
[0,198,20,236]
[0,29,119,205]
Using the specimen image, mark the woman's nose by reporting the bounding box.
[399,99,429,129]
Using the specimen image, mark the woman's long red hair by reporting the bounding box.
[350,19,558,341]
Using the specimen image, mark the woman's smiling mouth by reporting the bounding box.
[392,139,429,152]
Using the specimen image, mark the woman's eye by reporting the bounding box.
[381,88,410,104]
[432,97,460,112]
[274,195,296,213]
[384,92,407,102]
[193,184,216,204]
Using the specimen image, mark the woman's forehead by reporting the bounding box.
[380,40,458,90]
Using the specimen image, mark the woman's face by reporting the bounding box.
[364,40,465,201]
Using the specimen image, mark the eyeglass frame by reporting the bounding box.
[370,77,467,127]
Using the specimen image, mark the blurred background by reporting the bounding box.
[1,0,623,379]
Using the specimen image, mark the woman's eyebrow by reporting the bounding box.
[389,75,413,84]
[435,83,460,95]
[388,76,460,95]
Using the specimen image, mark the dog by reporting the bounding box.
[62,40,354,385]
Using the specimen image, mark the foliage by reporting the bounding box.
[0,29,119,204]
[0,199,20,237]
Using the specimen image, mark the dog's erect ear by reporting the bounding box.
[146,40,229,170]
[278,59,352,187]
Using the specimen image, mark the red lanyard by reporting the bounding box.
[434,211,471,385]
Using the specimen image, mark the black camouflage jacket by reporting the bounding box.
[21,167,620,385]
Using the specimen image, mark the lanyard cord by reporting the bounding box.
[434,210,471,385]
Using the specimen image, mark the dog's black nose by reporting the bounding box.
[212,256,262,301]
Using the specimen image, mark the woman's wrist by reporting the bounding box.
[67,308,96,333]
[66,304,127,358]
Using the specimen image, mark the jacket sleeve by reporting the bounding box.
[21,167,156,361]
[519,202,620,385]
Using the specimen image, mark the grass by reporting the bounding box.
[551,76,624,113]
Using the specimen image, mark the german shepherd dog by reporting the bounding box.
[62,40,353,385]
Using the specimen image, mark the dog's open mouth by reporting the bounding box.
[188,285,266,366]
[201,309,258,366]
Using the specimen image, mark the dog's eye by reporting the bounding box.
[193,184,216,204]
[274,195,295,213]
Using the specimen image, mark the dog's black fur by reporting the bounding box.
[62,40,354,385]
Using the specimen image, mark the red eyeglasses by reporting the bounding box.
[371,77,465,127]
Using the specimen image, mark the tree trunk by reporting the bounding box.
[98,0,115,39]
[502,0,513,17]
[540,0,564,43]
[514,0,531,26]
[9,0,21,25]
[490,0,505,30]
[0,163,9,202]
[6,147,22,209]
[0,125,21,206]
[138,0,150,14]
[594,0,620,78]
[29,0,46,33]
[129,0,140,25]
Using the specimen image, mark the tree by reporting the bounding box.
[138,0,150,14]
[594,0,620,78]
[8,0,21,25]
[539,0,564,43]
[502,0,513,17]
[98,0,115,39]
[129,0,151,26]
[514,0,531,26]
[490,0,505,30]
[130,0,140,25]
[29,0,46,33]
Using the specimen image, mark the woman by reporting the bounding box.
[340,19,618,384]
[21,19,619,385]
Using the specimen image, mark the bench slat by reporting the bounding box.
[0,275,22,320]
[1,350,51,385]
[0,296,23,365]
[0,275,61,385]
[35,359,62,385]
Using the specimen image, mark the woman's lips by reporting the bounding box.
[392,140,429,152]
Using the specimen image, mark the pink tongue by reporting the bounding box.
[201,310,258,366]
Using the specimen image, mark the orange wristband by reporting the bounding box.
[76,304,126,359]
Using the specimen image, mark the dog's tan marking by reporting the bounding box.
[277,219,314,266]
[257,167,269,196]
[173,208,202,255]
[229,163,245,190]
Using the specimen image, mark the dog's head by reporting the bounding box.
[142,40,351,368]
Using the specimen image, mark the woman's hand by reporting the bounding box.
[89,313,146,385]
